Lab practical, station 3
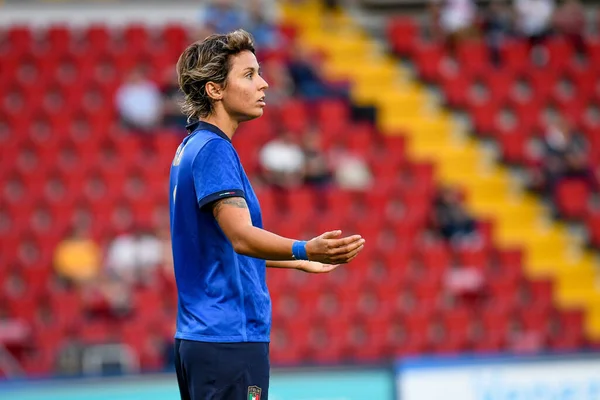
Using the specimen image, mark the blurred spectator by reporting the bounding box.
[247,0,281,50]
[444,263,485,297]
[115,69,162,133]
[514,0,555,47]
[427,0,445,42]
[431,186,480,247]
[160,69,187,131]
[553,0,586,55]
[330,148,373,191]
[530,115,594,196]
[105,228,164,286]
[197,0,247,37]
[302,129,332,188]
[53,226,101,286]
[438,0,478,52]
[259,131,306,189]
[261,58,294,105]
[55,332,84,376]
[83,274,133,319]
[483,0,514,66]
[287,43,348,101]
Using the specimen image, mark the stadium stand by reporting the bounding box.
[0,0,599,377]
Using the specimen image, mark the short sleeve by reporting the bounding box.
[192,139,245,209]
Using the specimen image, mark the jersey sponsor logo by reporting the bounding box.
[248,385,261,400]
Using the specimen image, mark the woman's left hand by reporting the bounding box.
[296,261,340,273]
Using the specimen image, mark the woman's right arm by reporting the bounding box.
[211,196,364,264]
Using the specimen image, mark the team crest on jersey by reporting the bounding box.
[248,385,261,400]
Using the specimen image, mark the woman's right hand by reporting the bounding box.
[305,230,365,264]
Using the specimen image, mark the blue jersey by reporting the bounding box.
[169,121,271,342]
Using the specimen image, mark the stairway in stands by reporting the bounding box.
[280,0,600,341]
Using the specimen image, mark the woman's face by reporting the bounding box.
[221,50,269,122]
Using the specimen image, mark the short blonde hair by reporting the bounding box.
[176,29,256,119]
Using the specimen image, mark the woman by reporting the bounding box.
[170,29,365,400]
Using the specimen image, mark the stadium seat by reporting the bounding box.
[413,40,446,83]
[4,25,33,57]
[83,24,113,56]
[587,209,600,248]
[500,40,530,75]
[387,17,418,57]
[498,130,528,164]
[43,25,74,56]
[526,279,554,312]
[457,40,490,77]
[554,179,591,220]
[544,37,575,73]
[549,309,585,351]
[441,73,470,108]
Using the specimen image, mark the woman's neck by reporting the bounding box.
[201,113,238,140]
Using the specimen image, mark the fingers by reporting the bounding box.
[328,234,362,247]
[345,252,360,263]
[333,243,364,263]
[344,244,364,261]
[320,230,342,239]
[322,264,339,272]
[329,237,365,256]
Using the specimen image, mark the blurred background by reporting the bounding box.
[1,0,600,398]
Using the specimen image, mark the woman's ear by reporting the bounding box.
[205,82,223,101]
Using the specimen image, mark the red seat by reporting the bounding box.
[526,279,554,311]
[387,17,418,57]
[83,24,113,56]
[544,37,575,72]
[469,98,501,136]
[455,246,489,269]
[500,39,530,74]
[433,318,470,354]
[78,320,113,345]
[490,247,524,287]
[549,309,585,351]
[346,318,387,362]
[42,25,73,56]
[279,99,309,134]
[457,40,490,76]
[441,73,470,108]
[554,178,591,219]
[393,317,430,356]
[161,24,188,52]
[133,287,164,325]
[270,322,307,366]
[485,70,516,104]
[316,99,349,138]
[305,318,346,364]
[518,306,551,336]
[587,210,600,248]
[499,130,528,164]
[4,25,33,56]
[413,40,446,82]
[122,24,150,51]
[415,239,451,274]
[51,290,83,331]
[120,319,148,357]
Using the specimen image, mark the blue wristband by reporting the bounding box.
[292,240,308,260]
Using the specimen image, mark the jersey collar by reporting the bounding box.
[186,120,231,142]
